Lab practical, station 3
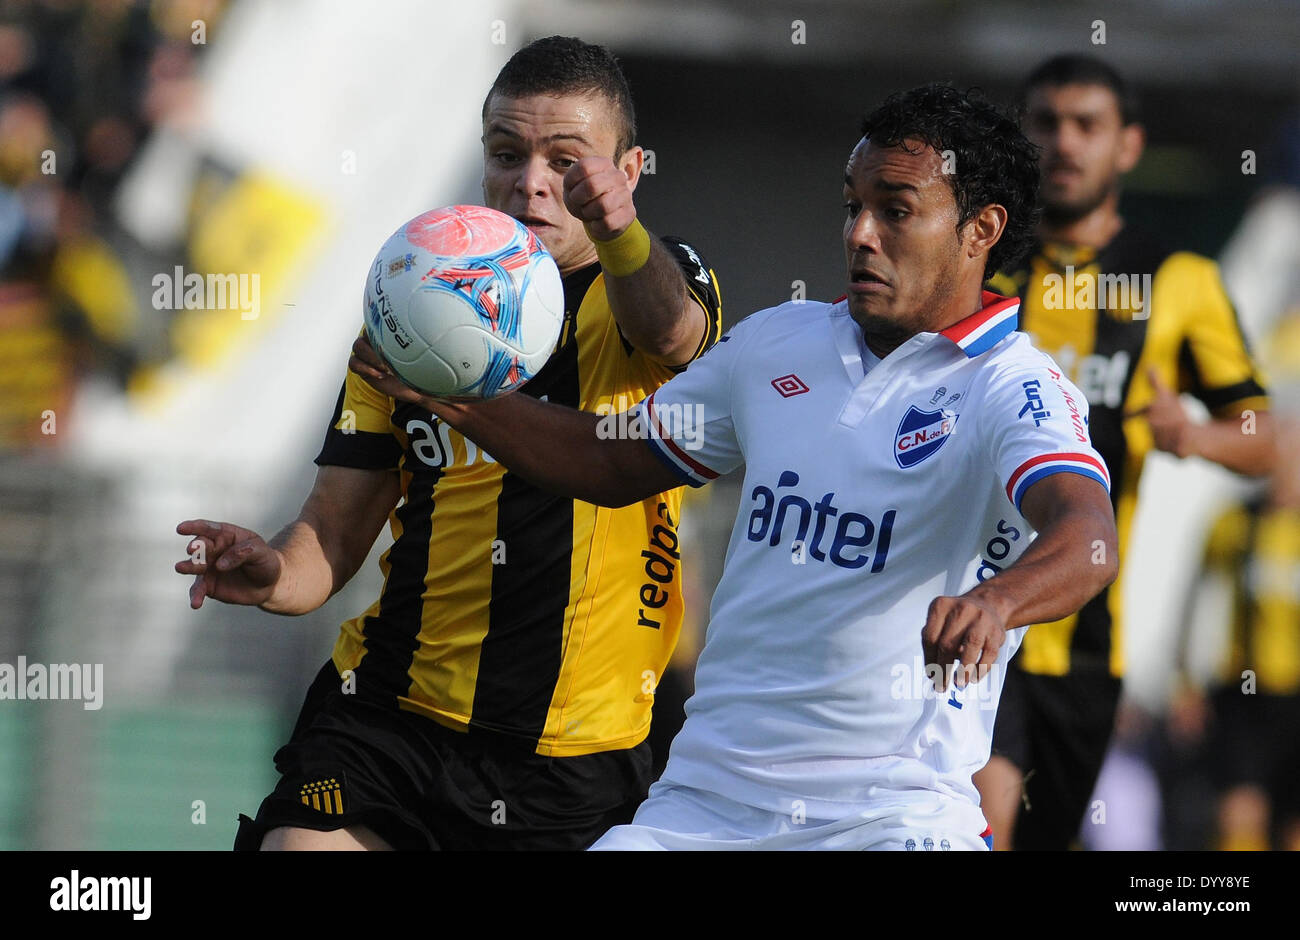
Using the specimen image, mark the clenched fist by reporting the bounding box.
[562,156,637,241]
[921,594,1008,692]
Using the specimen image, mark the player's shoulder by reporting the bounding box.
[658,235,718,286]
[1107,224,1214,278]
[976,332,1083,396]
[978,330,1058,374]
[1151,249,1223,284]
[658,234,711,266]
[718,298,838,346]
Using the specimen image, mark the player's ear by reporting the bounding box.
[1117,123,1144,174]
[620,145,644,191]
[964,203,1007,267]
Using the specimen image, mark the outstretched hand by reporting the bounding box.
[174,519,282,609]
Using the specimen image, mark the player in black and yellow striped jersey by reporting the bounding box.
[1195,498,1300,850]
[976,55,1277,850]
[318,231,720,756]
[177,37,722,850]
[1170,420,1300,851]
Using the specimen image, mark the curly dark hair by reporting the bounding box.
[483,36,637,157]
[859,83,1040,278]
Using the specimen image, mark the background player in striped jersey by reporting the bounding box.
[1170,422,1300,850]
[174,36,722,850]
[979,54,1277,850]
[350,84,1120,850]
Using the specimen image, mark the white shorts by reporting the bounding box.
[589,782,991,851]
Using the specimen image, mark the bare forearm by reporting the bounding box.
[261,479,393,615]
[966,501,1117,629]
[1185,412,1276,476]
[260,516,336,615]
[431,394,674,507]
[603,237,700,365]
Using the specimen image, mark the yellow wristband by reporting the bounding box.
[589,219,651,278]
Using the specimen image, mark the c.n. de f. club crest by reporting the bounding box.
[894,405,958,469]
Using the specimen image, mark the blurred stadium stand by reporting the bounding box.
[0,0,1296,849]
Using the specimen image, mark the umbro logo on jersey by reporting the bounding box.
[771,374,810,398]
[895,406,958,469]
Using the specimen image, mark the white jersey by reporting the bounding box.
[633,293,1109,824]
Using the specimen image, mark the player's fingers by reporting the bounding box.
[189,573,206,609]
[351,336,388,372]
[176,519,231,543]
[348,354,422,405]
[945,616,982,689]
[975,642,999,684]
[565,157,619,188]
[1146,366,1173,397]
[924,602,963,690]
[176,535,215,572]
[214,538,260,572]
[573,166,630,205]
[925,603,967,691]
[936,606,972,660]
[920,607,944,678]
[570,182,626,225]
[562,174,604,207]
[920,597,950,649]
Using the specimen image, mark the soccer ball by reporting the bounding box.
[363,205,565,398]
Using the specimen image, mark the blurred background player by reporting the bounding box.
[175,36,722,850]
[1164,420,1300,851]
[979,54,1277,850]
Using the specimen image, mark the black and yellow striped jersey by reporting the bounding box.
[988,227,1269,678]
[1199,500,1300,696]
[315,237,723,756]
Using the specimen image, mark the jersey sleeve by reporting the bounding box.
[1163,253,1270,417]
[979,356,1112,515]
[315,353,402,470]
[659,235,724,368]
[628,311,764,488]
[616,236,724,375]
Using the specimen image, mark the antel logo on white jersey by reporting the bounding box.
[746,470,897,571]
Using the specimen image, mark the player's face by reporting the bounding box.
[481,92,624,275]
[842,138,965,348]
[1022,83,1143,223]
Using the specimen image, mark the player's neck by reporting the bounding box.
[862,287,987,360]
[1039,196,1124,251]
[558,246,601,277]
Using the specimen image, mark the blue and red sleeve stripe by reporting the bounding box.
[1005,452,1110,512]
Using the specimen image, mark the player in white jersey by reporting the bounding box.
[347,84,1120,850]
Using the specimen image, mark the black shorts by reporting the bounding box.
[1207,685,1300,817]
[989,665,1122,850]
[234,661,653,850]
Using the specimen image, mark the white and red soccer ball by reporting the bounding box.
[363,205,565,398]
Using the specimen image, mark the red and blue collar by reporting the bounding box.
[939,291,1020,357]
